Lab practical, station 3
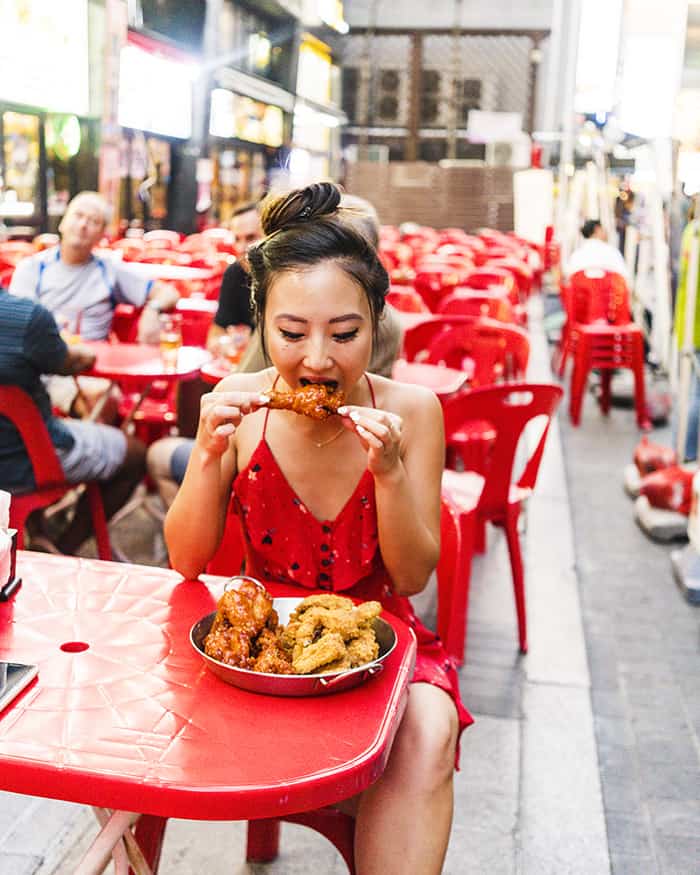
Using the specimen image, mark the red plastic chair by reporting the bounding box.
[437,290,515,323]
[402,315,477,363]
[563,270,647,427]
[441,383,563,656]
[0,266,14,289]
[109,304,142,343]
[426,318,530,387]
[136,250,193,266]
[143,229,181,248]
[436,491,480,665]
[413,268,464,312]
[385,287,430,313]
[33,233,60,251]
[176,298,217,347]
[461,268,518,301]
[0,386,111,559]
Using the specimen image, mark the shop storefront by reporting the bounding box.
[205,68,294,223]
[0,0,97,234]
[290,32,346,187]
[115,31,196,232]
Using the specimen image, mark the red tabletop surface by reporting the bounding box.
[200,358,234,385]
[391,360,469,396]
[0,553,416,820]
[85,342,211,387]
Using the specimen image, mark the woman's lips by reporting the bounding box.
[299,377,339,390]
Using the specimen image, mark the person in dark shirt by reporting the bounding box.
[0,292,146,553]
[206,201,262,352]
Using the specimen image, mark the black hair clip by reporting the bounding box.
[299,206,312,219]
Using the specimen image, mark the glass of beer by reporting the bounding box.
[217,325,251,369]
[159,313,183,372]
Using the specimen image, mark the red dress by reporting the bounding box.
[232,374,473,758]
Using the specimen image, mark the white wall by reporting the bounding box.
[345,0,553,31]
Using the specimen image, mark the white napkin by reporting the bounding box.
[0,490,9,530]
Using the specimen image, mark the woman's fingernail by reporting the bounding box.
[337,406,348,415]
[349,411,360,423]
[259,394,270,404]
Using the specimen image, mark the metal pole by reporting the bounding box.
[677,221,700,460]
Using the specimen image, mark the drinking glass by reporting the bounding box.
[217,325,251,369]
[159,313,183,371]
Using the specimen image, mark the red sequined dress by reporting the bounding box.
[232,374,473,749]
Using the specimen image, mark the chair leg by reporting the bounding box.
[443,510,476,666]
[247,819,281,863]
[129,815,168,874]
[474,518,487,553]
[502,506,527,653]
[632,351,649,429]
[569,348,589,426]
[86,482,112,561]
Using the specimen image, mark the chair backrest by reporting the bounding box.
[0,386,66,487]
[402,315,477,362]
[110,303,142,342]
[569,269,631,324]
[206,499,247,576]
[143,229,181,248]
[426,318,530,386]
[386,287,430,313]
[442,383,563,518]
[438,290,514,323]
[413,268,464,312]
[176,298,217,347]
[461,268,517,301]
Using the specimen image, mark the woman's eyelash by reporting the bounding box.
[279,329,304,340]
[333,329,359,342]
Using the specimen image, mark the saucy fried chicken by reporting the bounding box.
[204,579,276,668]
[265,384,346,421]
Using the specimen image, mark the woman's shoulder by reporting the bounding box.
[367,372,441,419]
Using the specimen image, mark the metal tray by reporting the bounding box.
[190,596,397,697]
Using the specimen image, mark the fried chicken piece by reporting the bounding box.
[288,594,354,623]
[347,628,379,667]
[296,606,361,644]
[292,631,347,674]
[265,384,346,421]
[353,601,382,626]
[211,581,274,638]
[252,628,294,674]
[318,653,352,674]
[203,626,252,668]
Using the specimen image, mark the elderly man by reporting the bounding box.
[9,191,178,341]
[9,191,178,414]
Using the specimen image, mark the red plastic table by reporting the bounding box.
[0,553,416,874]
[392,359,471,398]
[199,357,235,385]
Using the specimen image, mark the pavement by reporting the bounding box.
[1,295,699,874]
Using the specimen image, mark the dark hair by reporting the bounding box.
[581,219,602,239]
[247,182,389,355]
[232,200,261,218]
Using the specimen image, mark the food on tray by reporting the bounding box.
[265,383,345,421]
[203,585,381,675]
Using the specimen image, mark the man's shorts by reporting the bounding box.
[55,420,127,484]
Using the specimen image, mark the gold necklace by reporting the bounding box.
[312,425,345,449]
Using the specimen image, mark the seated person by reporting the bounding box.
[205,201,261,355]
[147,193,403,510]
[9,190,178,415]
[566,219,629,280]
[0,292,146,553]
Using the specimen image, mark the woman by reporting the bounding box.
[165,182,472,874]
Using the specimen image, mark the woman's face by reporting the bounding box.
[264,260,373,395]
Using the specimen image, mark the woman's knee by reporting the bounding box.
[390,686,458,789]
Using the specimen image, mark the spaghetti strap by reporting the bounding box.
[262,374,281,438]
[364,373,376,408]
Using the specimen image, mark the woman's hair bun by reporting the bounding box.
[260,182,342,235]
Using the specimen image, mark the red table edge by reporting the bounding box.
[0,558,417,820]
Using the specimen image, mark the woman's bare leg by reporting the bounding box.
[354,683,459,875]
[146,436,190,510]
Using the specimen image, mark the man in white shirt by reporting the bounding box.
[566,219,629,280]
[9,190,178,340]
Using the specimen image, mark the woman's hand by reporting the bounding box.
[338,405,404,477]
[197,390,268,456]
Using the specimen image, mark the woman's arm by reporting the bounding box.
[164,377,267,579]
[342,386,443,596]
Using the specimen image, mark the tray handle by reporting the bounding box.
[318,660,384,689]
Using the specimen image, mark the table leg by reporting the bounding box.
[130,814,168,874]
[246,818,281,862]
